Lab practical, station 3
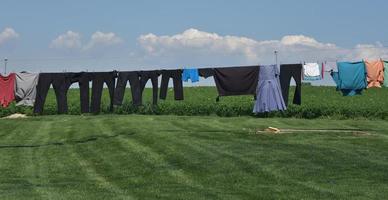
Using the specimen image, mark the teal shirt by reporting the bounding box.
[333,61,367,96]
[337,62,367,90]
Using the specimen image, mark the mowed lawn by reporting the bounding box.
[0,115,387,199]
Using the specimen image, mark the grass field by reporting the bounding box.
[1,85,388,119]
[0,115,388,199]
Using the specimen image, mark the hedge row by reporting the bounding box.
[1,86,388,119]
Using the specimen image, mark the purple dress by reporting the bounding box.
[253,65,287,113]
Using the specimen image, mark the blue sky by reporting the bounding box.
[1,0,388,76]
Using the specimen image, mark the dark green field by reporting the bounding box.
[1,85,388,119]
[1,115,388,199]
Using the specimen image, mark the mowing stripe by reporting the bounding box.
[114,136,222,199]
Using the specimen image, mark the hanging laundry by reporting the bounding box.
[15,72,39,107]
[331,71,340,89]
[198,68,215,78]
[253,65,286,113]
[139,70,160,105]
[303,63,321,81]
[0,73,16,108]
[114,71,142,106]
[71,72,93,113]
[182,68,199,83]
[213,66,259,99]
[160,69,184,100]
[330,71,362,96]
[364,60,384,88]
[384,61,388,87]
[334,62,367,96]
[34,73,73,114]
[279,64,302,105]
[90,72,116,114]
[34,72,92,114]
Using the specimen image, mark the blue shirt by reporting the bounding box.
[182,68,199,83]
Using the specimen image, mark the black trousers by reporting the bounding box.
[279,64,302,105]
[90,72,116,114]
[34,73,73,114]
[71,72,92,113]
[159,70,184,100]
[114,71,142,106]
[139,70,160,105]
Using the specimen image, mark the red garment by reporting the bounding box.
[0,73,16,107]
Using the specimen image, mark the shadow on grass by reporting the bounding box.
[0,131,136,149]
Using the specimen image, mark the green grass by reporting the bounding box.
[1,85,388,119]
[0,115,388,199]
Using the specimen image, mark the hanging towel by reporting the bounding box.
[253,65,286,113]
[303,63,321,80]
[15,72,39,106]
[335,62,367,96]
[384,61,388,87]
[0,73,16,108]
[364,60,384,88]
[213,66,259,98]
[182,68,199,83]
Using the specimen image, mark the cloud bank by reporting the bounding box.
[138,28,388,65]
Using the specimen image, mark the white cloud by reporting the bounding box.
[138,28,388,64]
[50,31,82,49]
[0,27,19,45]
[280,35,336,48]
[50,31,123,51]
[84,31,123,50]
[346,43,388,60]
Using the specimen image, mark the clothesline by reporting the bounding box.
[0,61,386,115]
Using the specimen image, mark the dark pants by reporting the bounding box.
[279,64,302,105]
[90,72,116,114]
[114,72,142,106]
[34,73,73,114]
[139,71,160,105]
[159,70,184,100]
[71,72,92,113]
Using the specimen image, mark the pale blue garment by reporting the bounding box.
[253,65,287,113]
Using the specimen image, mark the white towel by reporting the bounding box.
[303,63,321,77]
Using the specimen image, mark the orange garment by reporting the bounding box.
[364,60,384,88]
